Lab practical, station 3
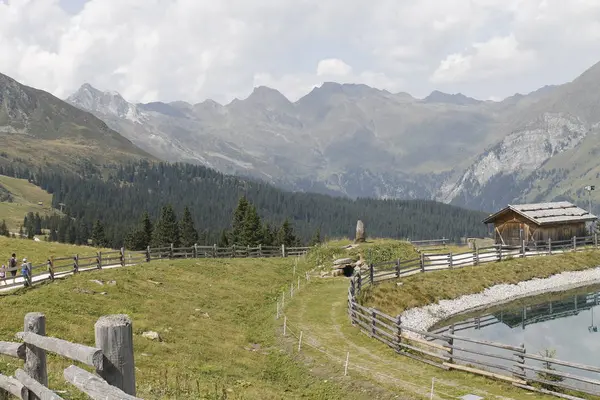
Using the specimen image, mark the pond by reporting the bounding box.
[431,284,600,394]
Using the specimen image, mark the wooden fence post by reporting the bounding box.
[448,324,455,364]
[513,343,526,381]
[281,244,286,258]
[369,263,374,284]
[213,244,217,258]
[74,255,79,274]
[497,245,502,262]
[474,243,479,265]
[573,236,577,251]
[420,252,425,273]
[371,309,377,337]
[193,244,198,258]
[120,247,125,267]
[24,312,48,395]
[232,244,236,258]
[521,240,525,258]
[247,245,250,258]
[548,238,552,255]
[356,273,362,295]
[396,316,402,350]
[595,233,598,248]
[95,315,136,395]
[169,243,174,259]
[146,246,151,262]
[395,259,401,278]
[448,252,453,270]
[259,244,263,258]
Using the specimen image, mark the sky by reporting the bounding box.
[2,0,600,104]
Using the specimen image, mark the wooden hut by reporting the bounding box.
[483,201,597,247]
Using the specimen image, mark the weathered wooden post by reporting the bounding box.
[247,245,251,258]
[95,315,136,395]
[281,244,286,258]
[474,243,479,265]
[24,312,48,396]
[146,246,151,262]
[448,252,453,270]
[169,243,174,259]
[258,244,263,258]
[497,244,503,262]
[420,252,425,272]
[120,247,125,267]
[513,343,526,381]
[74,254,79,274]
[595,233,598,248]
[448,324,455,364]
[213,244,217,258]
[573,236,577,251]
[356,273,362,295]
[521,240,526,258]
[369,263,374,284]
[396,315,402,351]
[371,309,377,337]
[548,238,552,255]
[193,244,198,259]
[231,244,236,258]
[395,259,401,278]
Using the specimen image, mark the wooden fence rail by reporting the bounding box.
[0,243,310,292]
[0,312,141,400]
[349,234,600,400]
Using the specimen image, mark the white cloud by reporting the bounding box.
[1,0,600,103]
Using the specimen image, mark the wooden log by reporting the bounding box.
[512,382,586,400]
[20,332,103,370]
[15,369,64,400]
[24,312,48,393]
[443,362,526,385]
[94,315,136,395]
[63,365,141,400]
[0,374,28,399]
[521,352,600,374]
[0,341,26,359]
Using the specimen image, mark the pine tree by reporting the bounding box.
[230,196,249,245]
[0,219,9,237]
[260,223,274,246]
[91,219,107,247]
[276,219,299,247]
[218,230,229,247]
[18,225,24,239]
[152,204,180,248]
[141,211,153,248]
[241,205,263,246]
[34,213,42,234]
[180,206,199,247]
[309,227,322,246]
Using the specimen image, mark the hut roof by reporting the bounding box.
[483,201,597,226]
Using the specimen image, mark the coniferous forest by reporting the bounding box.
[0,161,490,248]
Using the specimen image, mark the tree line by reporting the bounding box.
[0,161,489,248]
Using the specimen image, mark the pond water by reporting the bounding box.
[431,284,600,392]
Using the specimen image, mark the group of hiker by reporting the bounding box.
[0,253,57,287]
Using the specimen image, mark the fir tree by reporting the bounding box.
[152,204,180,247]
[276,219,299,247]
[34,213,42,234]
[260,223,274,246]
[218,230,229,247]
[309,227,322,246]
[91,219,107,247]
[180,206,199,247]
[0,219,9,237]
[141,211,153,248]
[230,196,249,245]
[241,205,263,246]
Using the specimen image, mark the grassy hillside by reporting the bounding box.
[0,255,399,399]
[0,236,106,267]
[0,175,55,231]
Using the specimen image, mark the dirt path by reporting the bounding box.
[282,276,554,400]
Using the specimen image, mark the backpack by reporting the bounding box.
[9,258,16,269]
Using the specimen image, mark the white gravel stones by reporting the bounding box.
[401,267,600,339]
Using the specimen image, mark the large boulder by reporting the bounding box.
[333,258,353,266]
[355,220,366,243]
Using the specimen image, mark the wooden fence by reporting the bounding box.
[0,243,310,292]
[348,234,600,399]
[0,312,141,399]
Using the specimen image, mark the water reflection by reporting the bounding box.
[432,285,600,382]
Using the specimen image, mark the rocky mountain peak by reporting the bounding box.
[424,90,481,106]
[245,86,292,106]
[67,84,146,124]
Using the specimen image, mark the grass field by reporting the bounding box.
[0,252,405,399]
[0,236,107,267]
[361,250,600,316]
[0,175,57,231]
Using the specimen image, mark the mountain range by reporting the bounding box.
[3,59,600,214]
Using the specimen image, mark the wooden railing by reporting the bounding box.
[348,235,600,399]
[0,312,141,399]
[0,243,310,292]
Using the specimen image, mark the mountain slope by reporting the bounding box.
[439,61,600,211]
[0,73,154,172]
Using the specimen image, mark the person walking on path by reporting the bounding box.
[9,253,17,279]
[21,258,31,287]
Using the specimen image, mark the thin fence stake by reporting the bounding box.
[276,301,280,319]
[297,277,300,290]
[282,291,285,308]
[298,331,303,352]
[290,282,294,298]
[344,352,350,376]
[430,377,434,400]
[283,316,287,336]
